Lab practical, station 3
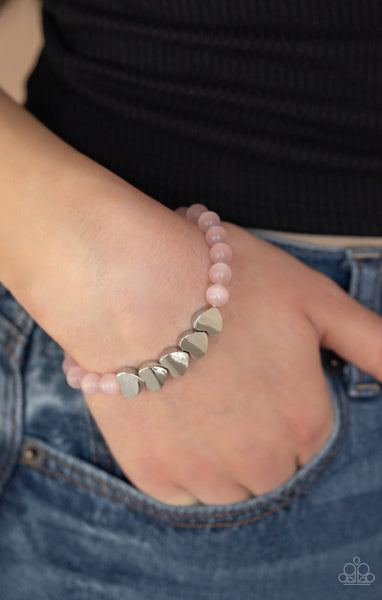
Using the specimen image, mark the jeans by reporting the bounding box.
[0,227,381,599]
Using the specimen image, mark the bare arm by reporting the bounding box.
[0,86,212,365]
[1,65,379,507]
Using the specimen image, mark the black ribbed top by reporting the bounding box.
[25,0,382,234]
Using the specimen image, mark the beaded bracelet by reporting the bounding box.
[61,203,233,398]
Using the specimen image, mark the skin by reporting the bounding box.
[80,219,382,505]
[1,70,382,506]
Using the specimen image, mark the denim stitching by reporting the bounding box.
[0,314,32,485]
[0,342,22,365]
[355,257,362,304]
[0,316,33,366]
[0,372,18,485]
[18,391,350,526]
[372,256,381,317]
[19,409,349,529]
[0,321,22,344]
[25,392,349,518]
[0,315,31,346]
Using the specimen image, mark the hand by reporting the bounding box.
[80,220,382,506]
[1,85,379,506]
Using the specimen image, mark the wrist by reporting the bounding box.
[6,170,213,375]
[64,202,231,397]
[102,200,213,365]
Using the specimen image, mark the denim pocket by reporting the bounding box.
[0,279,351,528]
[18,338,350,528]
[0,304,373,600]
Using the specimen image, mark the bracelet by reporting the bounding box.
[61,203,233,398]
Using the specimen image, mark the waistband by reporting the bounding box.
[251,228,382,248]
[246,227,382,257]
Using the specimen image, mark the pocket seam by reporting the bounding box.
[18,386,350,528]
[0,312,35,368]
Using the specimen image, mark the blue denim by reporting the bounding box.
[0,227,381,599]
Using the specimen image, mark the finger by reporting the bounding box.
[127,477,200,506]
[187,482,254,506]
[306,274,382,382]
[284,362,335,465]
[158,487,200,506]
[174,457,254,505]
[229,445,298,497]
[106,452,201,506]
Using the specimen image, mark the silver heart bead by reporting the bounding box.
[192,306,223,336]
[116,366,145,398]
[178,329,208,359]
[138,360,168,391]
[158,346,189,377]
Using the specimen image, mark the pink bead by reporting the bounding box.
[209,242,233,264]
[67,366,87,389]
[186,203,208,223]
[175,206,188,216]
[206,284,229,307]
[81,373,101,395]
[197,210,221,232]
[209,262,232,285]
[205,225,227,246]
[62,355,78,374]
[100,373,120,396]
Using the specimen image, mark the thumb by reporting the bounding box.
[306,274,382,383]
